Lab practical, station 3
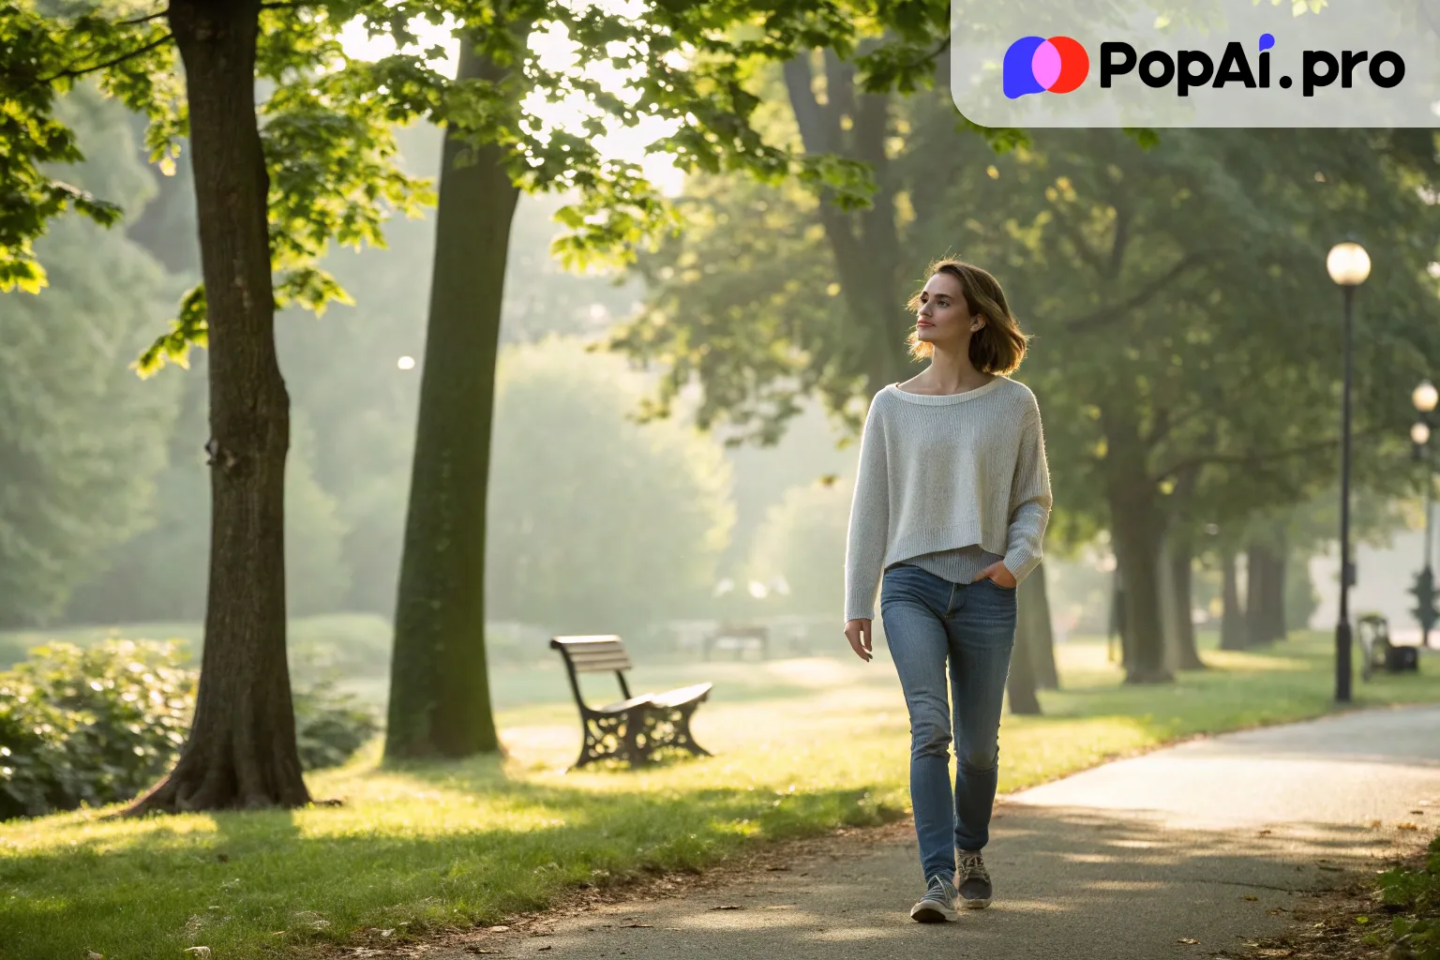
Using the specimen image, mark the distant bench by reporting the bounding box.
[703,623,769,661]
[549,635,712,768]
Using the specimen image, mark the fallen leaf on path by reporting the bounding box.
[1177,938,1199,945]
[765,866,790,872]
[1397,822,1420,831]
[711,905,743,911]
[486,925,511,932]
[539,947,552,952]
[621,923,653,928]
[463,948,502,955]
[1410,809,1425,815]
[1242,895,1259,901]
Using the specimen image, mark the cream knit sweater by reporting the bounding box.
[843,376,1053,621]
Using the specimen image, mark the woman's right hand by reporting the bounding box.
[844,619,873,662]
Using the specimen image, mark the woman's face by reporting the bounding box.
[914,271,980,350]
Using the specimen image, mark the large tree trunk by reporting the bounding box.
[130,0,309,813]
[1266,546,1288,642]
[1244,543,1266,646]
[1219,545,1246,650]
[782,51,910,391]
[1167,528,1206,670]
[1007,586,1042,715]
[1245,538,1286,646]
[1110,494,1170,682]
[1101,404,1171,684]
[1020,563,1059,689]
[1109,568,1130,667]
[385,40,520,759]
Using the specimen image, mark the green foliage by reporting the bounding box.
[0,640,192,820]
[292,680,382,771]
[3,631,1440,959]
[66,403,352,623]
[1375,835,1440,960]
[0,84,178,628]
[6,0,974,365]
[284,415,354,617]
[621,96,1440,552]
[485,337,735,639]
[1284,547,1321,633]
[747,477,853,616]
[0,637,380,819]
[0,0,176,293]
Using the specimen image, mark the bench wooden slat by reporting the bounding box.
[565,651,631,672]
[597,694,654,714]
[649,683,712,709]
[551,635,633,673]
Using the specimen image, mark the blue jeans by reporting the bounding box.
[880,563,1017,884]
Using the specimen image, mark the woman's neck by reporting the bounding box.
[908,343,994,395]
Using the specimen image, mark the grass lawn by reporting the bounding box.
[4,631,1439,960]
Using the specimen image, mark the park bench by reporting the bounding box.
[703,622,769,660]
[550,635,712,769]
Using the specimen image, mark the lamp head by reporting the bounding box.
[1414,380,1439,414]
[1326,242,1371,286]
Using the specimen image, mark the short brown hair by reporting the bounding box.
[906,260,1029,375]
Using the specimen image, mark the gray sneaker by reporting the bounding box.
[956,850,992,909]
[909,876,959,922]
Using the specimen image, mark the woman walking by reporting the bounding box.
[843,259,1052,922]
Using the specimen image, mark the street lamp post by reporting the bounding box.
[1414,380,1438,648]
[1326,241,1371,704]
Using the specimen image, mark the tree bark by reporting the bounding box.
[1021,563,1059,689]
[1101,404,1171,683]
[1219,545,1246,650]
[782,52,911,391]
[1007,583,1042,715]
[385,39,519,759]
[1110,498,1170,682]
[1168,528,1206,670]
[1245,539,1284,646]
[130,0,309,813]
[1266,539,1289,642]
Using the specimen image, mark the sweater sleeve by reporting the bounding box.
[1002,405,1053,584]
[844,398,890,622]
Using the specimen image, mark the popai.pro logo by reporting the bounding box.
[1003,36,1090,99]
[1003,32,1407,99]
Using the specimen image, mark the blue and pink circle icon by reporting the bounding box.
[1003,36,1090,99]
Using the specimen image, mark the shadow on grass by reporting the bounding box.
[0,756,903,960]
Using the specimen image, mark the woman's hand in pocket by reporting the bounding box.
[844,619,873,662]
[975,562,1017,589]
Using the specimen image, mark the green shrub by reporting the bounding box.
[0,640,192,820]
[0,640,380,819]
[293,680,381,771]
[1373,834,1440,960]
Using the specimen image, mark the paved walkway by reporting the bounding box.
[436,706,1440,960]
